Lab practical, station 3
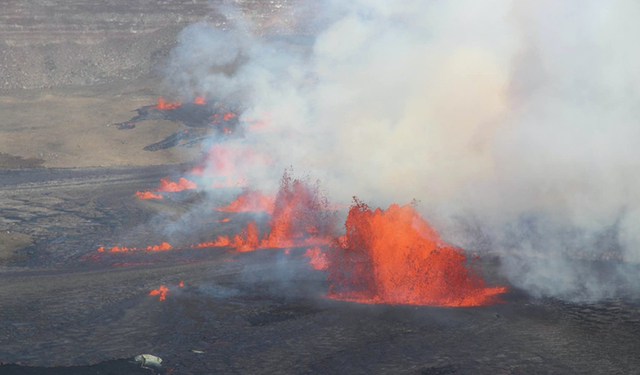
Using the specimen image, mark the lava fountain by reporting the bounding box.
[326,199,506,307]
[211,171,334,251]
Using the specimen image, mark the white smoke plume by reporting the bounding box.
[163,0,640,301]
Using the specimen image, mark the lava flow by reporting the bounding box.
[155,97,182,110]
[146,242,173,251]
[149,285,169,301]
[97,242,172,253]
[326,200,506,307]
[216,190,275,213]
[135,190,163,199]
[134,177,197,200]
[210,112,238,124]
[157,177,197,192]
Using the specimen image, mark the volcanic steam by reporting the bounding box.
[153,0,640,302]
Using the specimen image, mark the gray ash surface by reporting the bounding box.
[0,359,153,375]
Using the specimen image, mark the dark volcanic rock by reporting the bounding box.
[0,359,152,375]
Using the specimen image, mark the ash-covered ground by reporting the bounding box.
[2,1,640,375]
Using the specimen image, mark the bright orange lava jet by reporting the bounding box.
[207,172,333,252]
[326,200,506,307]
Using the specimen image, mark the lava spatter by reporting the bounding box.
[326,199,506,307]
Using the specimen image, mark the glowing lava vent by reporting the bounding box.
[326,200,506,307]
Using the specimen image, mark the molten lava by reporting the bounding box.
[260,172,333,249]
[193,96,207,105]
[146,242,172,251]
[155,98,182,110]
[133,176,196,200]
[231,221,261,252]
[106,245,137,253]
[209,112,238,124]
[326,200,506,307]
[208,221,259,252]
[216,190,275,213]
[96,241,172,253]
[223,112,237,121]
[157,177,197,192]
[135,190,163,200]
[305,247,328,270]
[149,285,169,301]
[207,172,333,252]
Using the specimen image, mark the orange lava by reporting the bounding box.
[146,242,172,251]
[107,245,137,252]
[260,172,333,249]
[155,97,182,110]
[223,127,232,134]
[97,241,172,253]
[230,221,261,252]
[149,285,169,301]
[210,112,238,124]
[135,190,164,199]
[193,96,207,105]
[194,236,233,248]
[210,221,260,252]
[326,200,506,307]
[157,177,197,192]
[217,218,230,223]
[209,172,333,252]
[178,280,184,287]
[223,112,237,121]
[216,190,275,213]
[305,246,328,270]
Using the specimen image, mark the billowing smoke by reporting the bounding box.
[162,0,640,301]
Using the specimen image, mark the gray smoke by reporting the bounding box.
[163,0,640,301]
